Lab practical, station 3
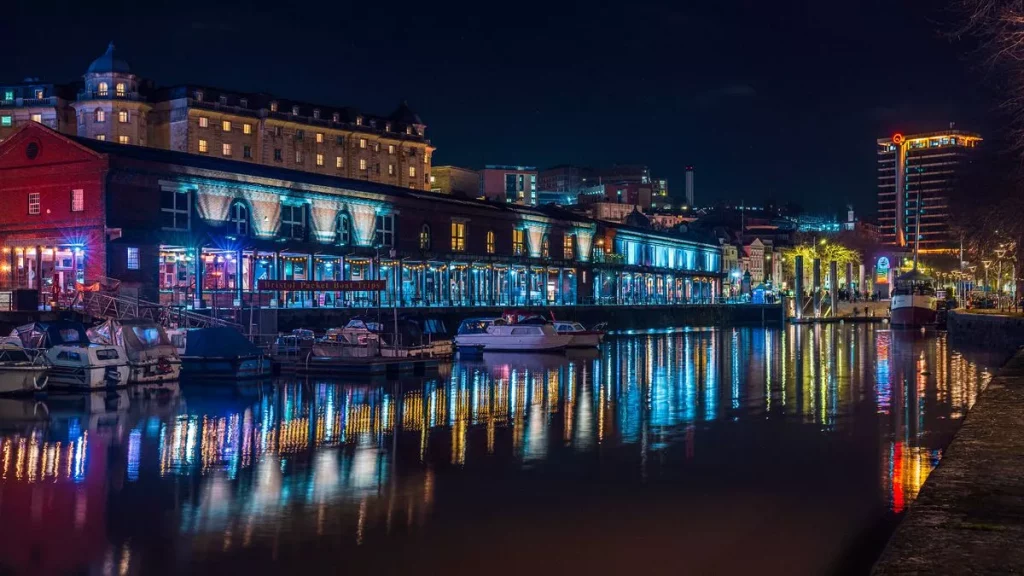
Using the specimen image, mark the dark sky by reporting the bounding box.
[5,0,992,218]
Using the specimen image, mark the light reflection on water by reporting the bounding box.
[0,324,1004,575]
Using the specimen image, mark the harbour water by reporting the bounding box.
[0,324,1006,575]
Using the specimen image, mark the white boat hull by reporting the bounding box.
[127,359,182,384]
[47,364,130,390]
[0,367,48,395]
[890,294,937,327]
[455,333,572,352]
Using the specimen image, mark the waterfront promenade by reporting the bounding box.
[874,346,1024,574]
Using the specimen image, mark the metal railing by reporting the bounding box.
[76,291,243,330]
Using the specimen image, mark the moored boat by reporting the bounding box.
[552,321,605,348]
[454,318,572,353]
[890,269,937,327]
[0,340,48,395]
[177,327,271,379]
[88,319,181,383]
[10,321,129,390]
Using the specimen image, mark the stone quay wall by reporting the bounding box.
[947,310,1024,354]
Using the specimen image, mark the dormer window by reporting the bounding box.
[356,116,363,126]
[219,95,228,105]
[385,122,392,132]
[97,82,109,97]
[194,90,204,102]
[313,109,320,119]
[34,89,44,99]
[406,126,413,135]
[115,83,125,97]
[332,112,340,122]
[292,105,299,115]
[240,98,248,108]
[270,101,278,112]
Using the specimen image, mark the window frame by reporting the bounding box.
[229,200,249,236]
[512,229,524,255]
[563,234,574,260]
[222,142,232,156]
[160,189,191,231]
[28,193,40,215]
[115,83,126,97]
[419,224,431,251]
[97,82,109,97]
[280,204,306,240]
[486,230,496,254]
[71,189,84,212]
[336,213,351,245]
[375,214,395,247]
[127,247,140,270]
[198,139,208,153]
[451,221,466,252]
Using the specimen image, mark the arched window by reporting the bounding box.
[486,230,495,254]
[336,213,350,245]
[118,109,129,123]
[229,201,249,236]
[97,82,109,97]
[115,83,126,97]
[95,109,105,123]
[419,224,431,251]
[541,234,550,258]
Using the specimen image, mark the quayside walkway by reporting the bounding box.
[874,349,1024,574]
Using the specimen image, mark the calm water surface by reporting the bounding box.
[0,325,1007,575]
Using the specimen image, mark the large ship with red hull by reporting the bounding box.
[890,270,937,327]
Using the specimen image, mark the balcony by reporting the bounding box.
[0,96,59,108]
[77,90,145,102]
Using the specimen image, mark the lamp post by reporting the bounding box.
[982,259,992,293]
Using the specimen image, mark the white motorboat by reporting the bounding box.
[324,317,383,346]
[454,318,572,353]
[552,321,605,348]
[0,340,48,395]
[890,269,937,327]
[88,319,181,383]
[10,321,129,390]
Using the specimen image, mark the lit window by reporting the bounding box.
[419,224,431,250]
[563,234,574,259]
[34,89,43,99]
[199,117,208,128]
[451,221,466,252]
[406,126,412,135]
[0,116,11,127]
[30,114,42,123]
[316,132,323,143]
[2,90,12,101]
[336,156,343,169]
[115,83,126,97]
[281,204,305,239]
[388,164,394,175]
[198,139,208,153]
[97,82,109,97]
[424,153,429,164]
[243,123,251,135]
[332,112,340,122]
[118,135,129,145]
[359,138,366,149]
[486,230,495,254]
[118,110,129,123]
[96,134,105,141]
[295,151,303,163]
[360,159,367,171]
[127,247,139,270]
[409,166,416,178]
[28,193,40,215]
[512,229,524,255]
[161,189,190,231]
[229,201,249,236]
[71,189,84,212]
[373,142,380,152]
[222,120,231,132]
[541,235,550,258]
[356,116,363,126]
[243,145,252,159]
[316,153,324,166]
[313,109,320,119]
[336,213,350,244]
[292,105,299,115]
[385,122,392,132]
[95,109,105,123]
[222,143,232,156]
[270,101,278,112]
[374,214,394,246]
[388,144,395,155]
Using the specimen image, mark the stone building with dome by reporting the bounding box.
[0,42,435,191]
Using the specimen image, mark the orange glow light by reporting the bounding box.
[892,133,904,145]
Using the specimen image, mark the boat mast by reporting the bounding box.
[913,187,921,270]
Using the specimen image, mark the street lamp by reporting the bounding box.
[982,259,993,292]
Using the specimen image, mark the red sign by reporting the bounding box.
[892,133,904,145]
[258,280,386,291]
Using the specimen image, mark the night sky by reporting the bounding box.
[5,0,992,218]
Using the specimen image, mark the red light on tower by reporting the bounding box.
[892,133,904,145]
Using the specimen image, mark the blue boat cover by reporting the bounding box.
[183,328,261,358]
